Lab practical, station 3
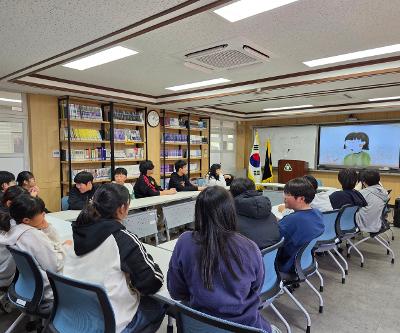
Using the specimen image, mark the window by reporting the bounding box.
[210,119,237,174]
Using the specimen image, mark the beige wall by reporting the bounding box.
[27,94,61,212]
[239,110,400,203]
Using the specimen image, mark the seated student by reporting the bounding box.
[304,175,335,212]
[277,178,324,276]
[64,183,165,333]
[134,160,176,198]
[230,177,280,249]
[68,171,99,210]
[206,163,231,187]
[113,167,134,198]
[1,185,27,213]
[0,244,15,289]
[0,195,65,299]
[168,160,205,192]
[329,168,367,209]
[17,171,39,197]
[167,186,279,333]
[0,171,15,206]
[356,170,389,233]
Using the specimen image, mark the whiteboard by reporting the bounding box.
[255,126,318,168]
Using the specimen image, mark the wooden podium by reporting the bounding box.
[278,160,308,183]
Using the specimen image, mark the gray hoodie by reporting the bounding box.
[356,185,389,233]
[0,222,64,299]
[0,245,15,287]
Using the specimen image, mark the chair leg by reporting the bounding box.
[327,251,346,284]
[374,237,395,264]
[333,247,349,275]
[270,303,292,333]
[167,315,173,333]
[305,279,324,314]
[283,286,311,333]
[376,235,390,247]
[5,313,26,333]
[315,267,324,292]
[347,239,365,267]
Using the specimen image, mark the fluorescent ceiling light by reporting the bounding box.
[62,46,138,70]
[0,97,21,103]
[368,95,400,102]
[303,43,400,67]
[263,104,313,111]
[165,78,230,91]
[214,0,300,22]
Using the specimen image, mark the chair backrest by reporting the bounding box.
[262,190,283,206]
[162,200,196,229]
[260,238,285,300]
[197,178,207,187]
[175,302,266,333]
[61,196,69,211]
[294,238,319,281]
[316,179,323,187]
[336,205,359,236]
[46,271,115,333]
[316,210,341,245]
[6,246,44,313]
[123,209,158,240]
[380,199,391,231]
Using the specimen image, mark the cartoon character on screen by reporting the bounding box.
[343,132,371,167]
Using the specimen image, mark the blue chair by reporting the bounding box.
[336,205,365,267]
[174,302,268,333]
[260,238,292,333]
[316,179,323,187]
[45,271,116,333]
[315,209,348,285]
[61,196,69,211]
[5,246,52,333]
[348,199,395,264]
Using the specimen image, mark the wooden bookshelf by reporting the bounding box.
[58,96,147,196]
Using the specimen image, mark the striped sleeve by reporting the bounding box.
[113,229,163,295]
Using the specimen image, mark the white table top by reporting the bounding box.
[46,215,73,241]
[143,244,174,303]
[256,182,336,192]
[48,191,201,221]
[157,239,178,252]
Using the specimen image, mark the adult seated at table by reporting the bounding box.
[167,186,279,333]
[277,177,324,278]
[356,170,389,233]
[329,168,367,209]
[230,177,280,249]
[168,160,205,192]
[134,160,176,198]
[68,171,99,210]
[304,175,335,212]
[64,183,165,333]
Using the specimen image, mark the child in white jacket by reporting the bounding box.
[206,163,231,187]
[0,195,65,299]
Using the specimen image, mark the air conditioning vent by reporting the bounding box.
[183,38,270,72]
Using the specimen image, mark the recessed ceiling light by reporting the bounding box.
[303,44,400,67]
[214,0,300,23]
[165,78,231,91]
[263,104,313,111]
[0,97,21,103]
[368,95,400,102]
[62,46,138,70]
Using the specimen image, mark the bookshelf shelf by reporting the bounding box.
[114,141,146,145]
[61,140,111,144]
[60,118,110,125]
[113,120,145,127]
[61,160,111,164]
[115,158,146,163]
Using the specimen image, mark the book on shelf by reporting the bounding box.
[114,128,142,142]
[61,148,111,161]
[160,178,170,188]
[161,164,174,174]
[189,119,207,129]
[161,149,183,158]
[189,135,207,144]
[183,149,202,158]
[162,117,187,129]
[105,107,144,124]
[71,167,111,181]
[161,133,187,143]
[114,148,144,160]
[114,164,140,178]
[61,103,103,121]
[62,128,107,141]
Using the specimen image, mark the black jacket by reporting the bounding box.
[68,184,99,210]
[329,189,367,210]
[168,172,198,192]
[134,175,162,199]
[234,190,280,249]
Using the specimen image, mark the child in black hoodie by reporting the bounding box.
[63,183,165,333]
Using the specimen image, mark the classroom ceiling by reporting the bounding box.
[2,0,400,120]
